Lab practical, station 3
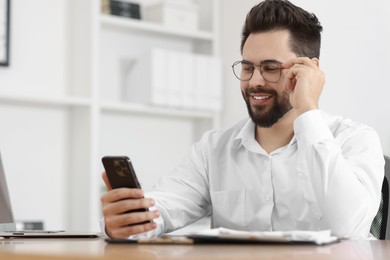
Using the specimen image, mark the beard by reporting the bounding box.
[242,87,292,128]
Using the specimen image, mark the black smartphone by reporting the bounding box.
[102,156,142,189]
[102,156,150,218]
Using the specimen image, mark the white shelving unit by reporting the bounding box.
[0,0,220,232]
[100,14,214,40]
[88,0,220,231]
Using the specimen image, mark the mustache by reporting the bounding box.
[245,87,277,96]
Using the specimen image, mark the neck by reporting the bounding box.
[255,110,296,154]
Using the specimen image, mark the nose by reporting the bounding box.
[249,67,266,86]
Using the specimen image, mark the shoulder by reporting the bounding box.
[322,111,376,135]
[321,111,380,143]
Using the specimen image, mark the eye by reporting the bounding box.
[262,63,280,73]
[242,64,254,73]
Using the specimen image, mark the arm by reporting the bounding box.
[284,58,384,238]
[294,110,384,238]
[147,137,212,234]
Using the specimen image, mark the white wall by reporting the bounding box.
[0,0,68,95]
[0,0,70,230]
[220,0,390,156]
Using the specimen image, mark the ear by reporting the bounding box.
[311,57,320,67]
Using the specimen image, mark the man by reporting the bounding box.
[101,0,384,239]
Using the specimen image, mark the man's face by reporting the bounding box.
[241,30,297,127]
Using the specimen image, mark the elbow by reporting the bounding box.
[326,199,376,239]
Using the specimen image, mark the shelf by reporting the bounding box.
[0,92,91,108]
[100,101,216,119]
[0,0,220,233]
[100,14,214,41]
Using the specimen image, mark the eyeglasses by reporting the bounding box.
[231,60,283,83]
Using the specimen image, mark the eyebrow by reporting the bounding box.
[241,59,282,65]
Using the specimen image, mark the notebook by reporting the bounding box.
[0,152,99,238]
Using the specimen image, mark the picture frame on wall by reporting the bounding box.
[0,0,10,66]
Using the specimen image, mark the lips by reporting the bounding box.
[252,95,271,100]
[250,93,273,105]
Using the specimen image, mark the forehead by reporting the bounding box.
[242,30,295,62]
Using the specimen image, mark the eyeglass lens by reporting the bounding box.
[232,61,281,83]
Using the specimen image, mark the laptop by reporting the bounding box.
[0,152,99,238]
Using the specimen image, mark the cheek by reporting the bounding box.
[276,75,288,92]
[240,81,248,93]
[269,81,288,98]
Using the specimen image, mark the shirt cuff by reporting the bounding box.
[294,110,334,148]
[100,217,110,238]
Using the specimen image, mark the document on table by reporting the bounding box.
[106,228,339,245]
[186,228,339,245]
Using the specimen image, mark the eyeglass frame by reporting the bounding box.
[231,60,283,83]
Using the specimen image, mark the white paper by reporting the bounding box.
[192,228,339,245]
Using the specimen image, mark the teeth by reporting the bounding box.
[253,96,270,100]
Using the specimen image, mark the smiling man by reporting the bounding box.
[101,0,384,239]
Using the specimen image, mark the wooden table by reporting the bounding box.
[1,237,389,260]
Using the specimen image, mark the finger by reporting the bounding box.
[283,65,299,92]
[102,171,112,191]
[285,77,297,92]
[285,65,299,81]
[282,57,315,69]
[109,221,158,239]
[102,197,155,216]
[311,57,320,66]
[101,188,144,204]
[105,210,160,229]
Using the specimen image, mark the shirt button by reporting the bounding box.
[265,195,271,201]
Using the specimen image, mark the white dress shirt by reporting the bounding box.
[104,110,384,239]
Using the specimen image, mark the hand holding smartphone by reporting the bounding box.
[102,156,150,216]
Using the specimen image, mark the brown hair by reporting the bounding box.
[241,0,323,58]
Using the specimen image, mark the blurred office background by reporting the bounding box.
[0,0,389,232]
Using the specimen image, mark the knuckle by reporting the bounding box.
[110,229,123,238]
[100,192,109,203]
[102,206,110,216]
[105,217,115,229]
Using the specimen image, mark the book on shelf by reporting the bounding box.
[123,48,223,112]
[109,0,141,20]
[144,0,199,30]
[101,0,110,14]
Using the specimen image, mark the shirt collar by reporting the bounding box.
[234,118,297,155]
[234,118,255,142]
[234,119,265,154]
